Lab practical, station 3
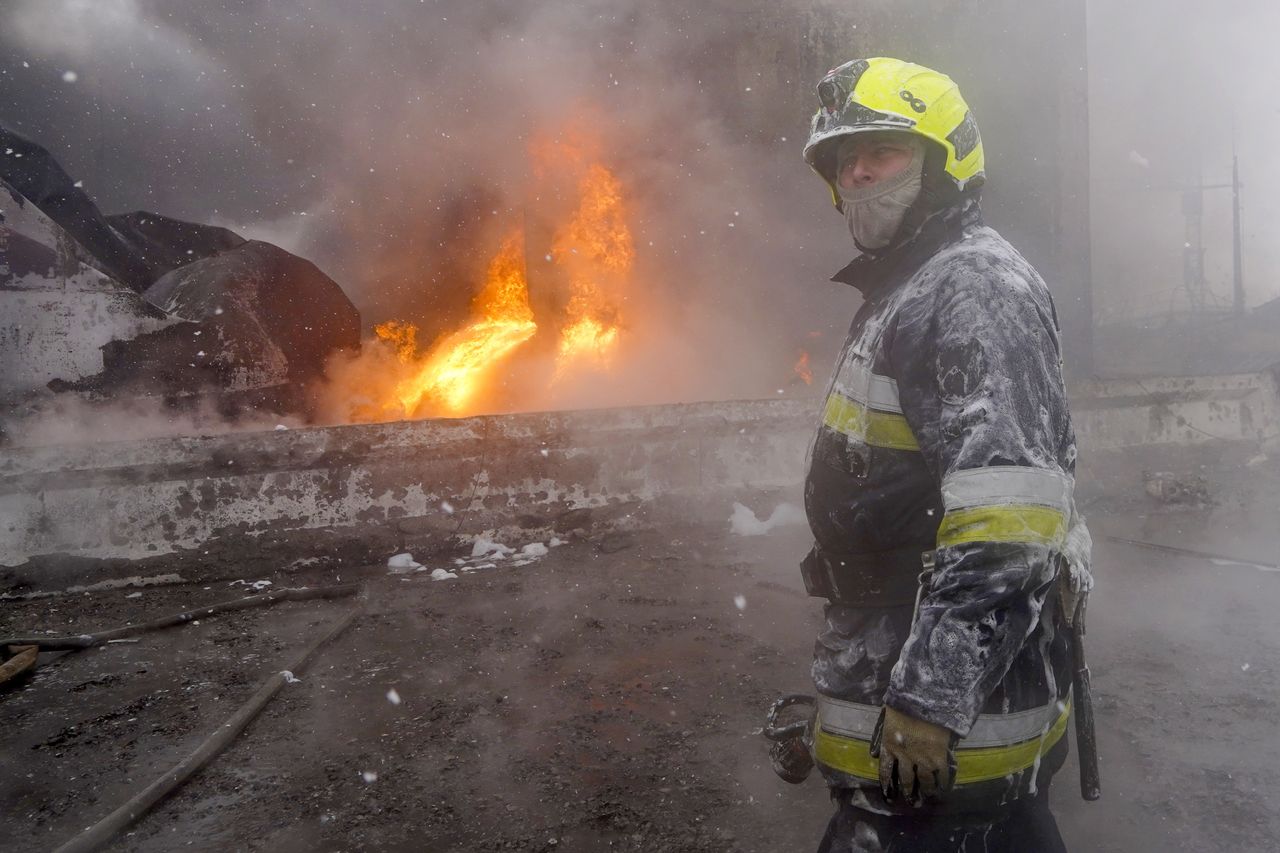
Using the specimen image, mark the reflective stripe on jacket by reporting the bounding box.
[814,693,1070,786]
[805,200,1078,808]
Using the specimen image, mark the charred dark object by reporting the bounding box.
[0,122,360,417]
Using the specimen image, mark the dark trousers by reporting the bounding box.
[816,789,1067,853]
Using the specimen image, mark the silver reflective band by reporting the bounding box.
[817,693,1069,748]
[833,358,904,413]
[940,466,1073,515]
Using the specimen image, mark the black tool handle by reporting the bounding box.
[1071,622,1102,801]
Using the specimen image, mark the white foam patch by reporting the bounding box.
[387,552,423,573]
[471,537,515,559]
[729,502,806,536]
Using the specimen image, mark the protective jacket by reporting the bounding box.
[803,198,1077,813]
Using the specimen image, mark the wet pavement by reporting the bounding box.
[1,444,1278,852]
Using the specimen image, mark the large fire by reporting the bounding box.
[325,133,636,422]
[553,163,632,377]
[377,231,537,415]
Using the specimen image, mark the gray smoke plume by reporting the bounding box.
[0,0,853,414]
[6,0,1279,415]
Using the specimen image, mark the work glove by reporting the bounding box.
[871,705,957,802]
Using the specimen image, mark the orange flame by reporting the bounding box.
[323,122,639,423]
[552,163,633,376]
[378,230,537,416]
[374,320,418,363]
[794,349,813,385]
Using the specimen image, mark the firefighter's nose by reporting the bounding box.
[852,159,876,185]
[839,156,874,190]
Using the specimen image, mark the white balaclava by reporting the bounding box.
[836,135,926,251]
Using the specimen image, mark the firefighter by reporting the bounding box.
[796,57,1088,851]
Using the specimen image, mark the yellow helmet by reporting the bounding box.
[803,57,984,209]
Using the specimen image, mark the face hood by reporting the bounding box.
[836,136,926,253]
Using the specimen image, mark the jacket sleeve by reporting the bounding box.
[881,255,1075,737]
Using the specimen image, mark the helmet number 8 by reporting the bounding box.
[899,90,927,114]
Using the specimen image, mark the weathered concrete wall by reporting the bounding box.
[4,368,1274,591]
[0,398,818,592]
[1073,371,1280,450]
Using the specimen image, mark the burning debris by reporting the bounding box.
[374,231,538,417]
[793,349,814,385]
[550,160,633,376]
[322,131,635,423]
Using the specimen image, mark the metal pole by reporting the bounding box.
[1056,0,1094,376]
[1232,152,1245,315]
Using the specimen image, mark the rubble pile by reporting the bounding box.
[0,125,359,425]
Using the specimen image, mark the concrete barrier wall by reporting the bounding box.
[0,398,818,591]
[1073,371,1280,450]
[4,371,1276,591]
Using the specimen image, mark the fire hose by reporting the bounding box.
[0,584,359,652]
[51,605,360,853]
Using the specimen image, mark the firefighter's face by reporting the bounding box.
[836,133,917,190]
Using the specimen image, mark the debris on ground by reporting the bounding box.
[1,496,1279,851]
[230,579,274,591]
[1143,470,1213,504]
[594,531,635,553]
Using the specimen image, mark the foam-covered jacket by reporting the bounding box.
[803,199,1078,809]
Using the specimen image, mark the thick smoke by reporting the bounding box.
[10,0,1276,424]
[1088,0,1280,320]
[0,0,856,420]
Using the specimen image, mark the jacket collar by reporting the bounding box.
[831,198,983,301]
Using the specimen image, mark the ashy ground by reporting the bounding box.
[1,445,1279,852]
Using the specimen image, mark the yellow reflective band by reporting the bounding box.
[822,393,920,451]
[953,700,1071,784]
[935,504,1068,549]
[814,722,881,779]
[814,700,1071,785]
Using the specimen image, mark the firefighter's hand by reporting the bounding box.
[876,705,957,801]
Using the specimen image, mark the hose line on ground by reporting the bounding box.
[51,605,361,853]
[0,584,359,651]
